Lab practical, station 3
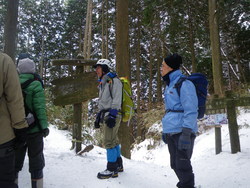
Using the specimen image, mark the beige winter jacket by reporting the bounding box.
[0,52,28,145]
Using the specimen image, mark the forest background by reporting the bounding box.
[0,0,249,158]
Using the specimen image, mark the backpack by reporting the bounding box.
[120,77,135,122]
[174,73,208,119]
[108,76,135,123]
[21,73,44,129]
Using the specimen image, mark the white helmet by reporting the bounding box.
[93,59,113,70]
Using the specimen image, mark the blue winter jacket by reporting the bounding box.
[162,70,198,134]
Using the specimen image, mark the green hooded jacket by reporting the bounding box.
[19,73,48,134]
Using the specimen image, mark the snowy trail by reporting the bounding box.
[19,125,175,188]
[18,110,250,188]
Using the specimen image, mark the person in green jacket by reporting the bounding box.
[0,52,28,188]
[15,56,49,188]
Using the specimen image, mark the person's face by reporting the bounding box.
[95,65,103,78]
[160,61,173,76]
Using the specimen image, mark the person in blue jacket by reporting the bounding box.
[161,53,198,188]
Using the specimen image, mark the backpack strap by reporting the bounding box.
[166,77,187,113]
[107,75,121,100]
[107,77,114,99]
[33,73,44,88]
[21,79,35,89]
[107,76,123,112]
[174,77,187,97]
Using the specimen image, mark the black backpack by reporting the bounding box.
[21,73,44,129]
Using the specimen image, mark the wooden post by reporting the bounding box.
[73,65,83,153]
[207,95,249,155]
[213,95,222,154]
[215,125,222,154]
[74,103,82,153]
[226,91,241,154]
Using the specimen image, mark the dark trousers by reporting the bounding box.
[0,140,18,188]
[167,133,196,188]
[15,132,45,179]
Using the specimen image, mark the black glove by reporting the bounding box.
[162,133,168,144]
[42,128,49,137]
[105,109,118,128]
[94,112,101,129]
[178,128,192,150]
[106,116,116,128]
[14,128,28,149]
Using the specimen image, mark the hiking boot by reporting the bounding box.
[31,178,43,188]
[97,169,118,179]
[117,166,124,172]
[117,157,124,172]
[97,162,119,179]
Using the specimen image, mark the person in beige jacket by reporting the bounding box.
[0,52,28,188]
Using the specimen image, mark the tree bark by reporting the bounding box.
[39,31,45,78]
[101,0,108,58]
[148,30,153,110]
[136,10,142,138]
[101,0,105,58]
[156,12,163,104]
[83,0,92,60]
[116,0,131,159]
[4,0,19,61]
[208,0,224,96]
[187,0,196,73]
[82,0,93,139]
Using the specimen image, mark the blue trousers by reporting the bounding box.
[107,145,121,162]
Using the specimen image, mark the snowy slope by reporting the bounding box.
[19,111,250,188]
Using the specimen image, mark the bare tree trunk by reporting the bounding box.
[83,0,92,60]
[116,0,130,78]
[156,12,163,104]
[116,0,131,159]
[83,2,90,57]
[87,0,92,59]
[39,32,45,78]
[40,1,49,79]
[83,0,93,121]
[136,11,142,138]
[101,0,105,58]
[156,48,162,103]
[105,0,108,59]
[233,46,247,84]
[148,30,153,110]
[101,0,108,58]
[4,0,19,61]
[208,0,224,96]
[27,21,31,51]
[187,0,196,73]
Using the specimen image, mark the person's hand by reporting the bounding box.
[162,133,168,144]
[14,128,28,149]
[178,128,192,150]
[26,113,35,126]
[105,109,118,128]
[42,128,49,137]
[106,116,116,128]
[94,112,101,129]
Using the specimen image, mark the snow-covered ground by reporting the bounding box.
[19,110,250,188]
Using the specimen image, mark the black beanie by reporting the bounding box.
[164,53,182,70]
